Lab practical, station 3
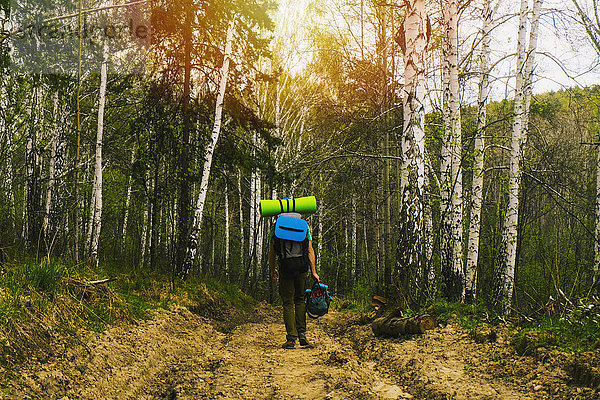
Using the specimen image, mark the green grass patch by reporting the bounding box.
[185,275,256,311]
[429,300,497,329]
[427,299,600,353]
[512,310,600,354]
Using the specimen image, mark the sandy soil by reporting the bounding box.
[3,304,600,399]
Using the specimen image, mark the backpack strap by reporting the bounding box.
[277,198,298,214]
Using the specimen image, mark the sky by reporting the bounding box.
[272,0,600,102]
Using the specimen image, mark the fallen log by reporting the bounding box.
[372,314,436,336]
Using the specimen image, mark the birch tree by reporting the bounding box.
[465,0,496,301]
[570,0,600,285]
[501,0,543,308]
[43,91,60,238]
[396,0,429,304]
[225,181,230,280]
[87,44,109,265]
[440,0,464,302]
[181,19,235,278]
[121,147,136,251]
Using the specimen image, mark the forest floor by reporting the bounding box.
[3,301,600,400]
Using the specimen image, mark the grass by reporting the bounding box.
[430,299,600,353]
[184,275,256,311]
[511,305,600,353]
[0,257,260,338]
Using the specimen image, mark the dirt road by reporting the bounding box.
[5,304,599,399]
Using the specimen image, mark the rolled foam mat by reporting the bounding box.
[259,196,317,217]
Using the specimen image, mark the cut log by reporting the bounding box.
[372,314,436,336]
[371,295,388,310]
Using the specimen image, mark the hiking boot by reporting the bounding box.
[298,334,311,347]
[281,340,295,349]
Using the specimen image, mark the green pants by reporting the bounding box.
[278,272,308,341]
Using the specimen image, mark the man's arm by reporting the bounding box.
[308,240,319,281]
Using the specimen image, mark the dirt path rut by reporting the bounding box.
[5,305,599,399]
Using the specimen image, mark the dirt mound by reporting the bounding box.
[3,304,600,399]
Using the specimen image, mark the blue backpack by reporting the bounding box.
[273,215,310,278]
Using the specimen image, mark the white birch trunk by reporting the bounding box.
[0,78,8,201]
[440,3,453,299]
[424,163,435,293]
[398,0,428,299]
[502,0,543,307]
[225,181,230,279]
[43,91,60,236]
[140,171,152,268]
[466,0,494,300]
[363,214,368,270]
[317,195,323,272]
[249,164,262,278]
[351,195,357,281]
[3,101,16,228]
[182,19,235,277]
[239,170,245,269]
[25,85,37,240]
[595,127,600,280]
[440,0,464,301]
[448,0,464,301]
[90,44,109,264]
[121,147,136,249]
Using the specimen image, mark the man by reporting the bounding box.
[269,212,319,349]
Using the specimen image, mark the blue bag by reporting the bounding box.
[306,281,331,319]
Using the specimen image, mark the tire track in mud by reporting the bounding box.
[4,305,599,399]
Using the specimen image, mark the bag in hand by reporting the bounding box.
[306,281,331,319]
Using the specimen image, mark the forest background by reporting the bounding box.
[1,0,600,319]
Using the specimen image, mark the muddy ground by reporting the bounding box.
[3,303,600,399]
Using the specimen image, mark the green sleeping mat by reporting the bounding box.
[259,196,317,217]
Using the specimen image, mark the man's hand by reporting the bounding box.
[312,272,319,282]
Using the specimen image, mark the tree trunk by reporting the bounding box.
[317,190,323,272]
[372,313,436,336]
[397,0,428,306]
[225,181,230,280]
[502,0,543,308]
[89,43,108,265]
[43,91,60,239]
[595,122,600,282]
[466,0,494,301]
[378,2,392,289]
[255,173,264,276]
[176,0,194,274]
[351,195,357,282]
[440,0,464,302]
[121,147,136,251]
[239,170,246,274]
[181,19,235,278]
[140,171,152,269]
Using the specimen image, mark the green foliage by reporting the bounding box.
[186,275,256,311]
[513,302,600,353]
[431,300,498,330]
[19,259,67,293]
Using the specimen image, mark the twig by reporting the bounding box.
[89,277,117,285]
